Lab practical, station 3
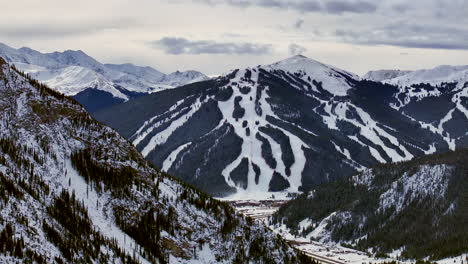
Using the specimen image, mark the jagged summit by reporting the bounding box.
[48,49,103,69]
[52,49,88,56]
[18,46,37,52]
[159,70,209,87]
[0,42,209,111]
[104,62,165,82]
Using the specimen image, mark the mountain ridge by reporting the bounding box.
[270,147,468,261]
[0,43,209,111]
[0,57,312,263]
[362,69,412,82]
[95,55,467,199]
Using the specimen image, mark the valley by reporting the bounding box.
[228,199,386,264]
[230,198,468,264]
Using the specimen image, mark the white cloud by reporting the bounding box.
[289,44,307,55]
[152,37,273,55]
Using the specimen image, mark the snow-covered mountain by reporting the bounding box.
[95,55,467,199]
[384,64,468,88]
[376,64,468,151]
[34,65,127,99]
[269,55,359,96]
[270,148,468,261]
[362,69,412,82]
[0,57,310,263]
[159,70,210,87]
[0,43,209,112]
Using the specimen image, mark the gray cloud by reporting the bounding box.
[2,0,468,76]
[391,3,409,13]
[325,1,377,14]
[335,22,468,50]
[0,26,89,38]
[190,0,376,14]
[256,0,284,8]
[289,43,307,55]
[291,1,322,12]
[152,37,273,55]
[294,18,304,29]
[0,18,137,39]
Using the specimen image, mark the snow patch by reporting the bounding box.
[379,165,452,212]
[64,159,151,264]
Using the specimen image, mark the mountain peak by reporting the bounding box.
[291,54,308,59]
[363,69,412,82]
[273,54,321,65]
[47,49,102,69]
[63,49,87,55]
[384,64,468,87]
[18,46,35,52]
[269,54,356,77]
[266,55,359,96]
[0,42,16,51]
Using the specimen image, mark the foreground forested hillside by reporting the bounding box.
[0,57,313,263]
[272,148,468,261]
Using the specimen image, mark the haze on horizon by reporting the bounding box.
[2,0,468,76]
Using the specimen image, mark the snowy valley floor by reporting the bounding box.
[227,199,467,264]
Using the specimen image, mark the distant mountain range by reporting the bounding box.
[0,43,208,112]
[94,55,468,198]
[362,69,412,82]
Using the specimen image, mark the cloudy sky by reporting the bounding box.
[2,0,468,75]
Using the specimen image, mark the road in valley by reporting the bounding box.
[228,200,397,264]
